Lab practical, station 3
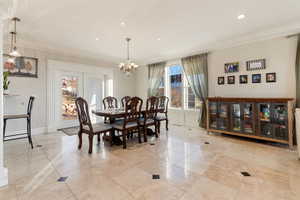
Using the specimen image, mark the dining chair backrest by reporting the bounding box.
[75,97,93,132]
[103,96,118,109]
[158,96,169,114]
[144,96,159,122]
[27,96,35,116]
[121,96,131,108]
[123,97,143,127]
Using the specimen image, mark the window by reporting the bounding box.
[164,63,202,110]
[168,65,183,108]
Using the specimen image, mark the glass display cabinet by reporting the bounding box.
[207,98,294,148]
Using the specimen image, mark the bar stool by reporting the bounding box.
[3,96,35,148]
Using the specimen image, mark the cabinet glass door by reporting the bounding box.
[217,103,229,130]
[272,104,288,140]
[209,102,217,129]
[258,103,273,137]
[231,103,241,132]
[243,103,254,134]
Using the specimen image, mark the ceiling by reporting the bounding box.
[3,0,300,65]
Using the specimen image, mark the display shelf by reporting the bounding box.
[207,97,294,148]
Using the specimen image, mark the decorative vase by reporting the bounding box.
[3,89,9,95]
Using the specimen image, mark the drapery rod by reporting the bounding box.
[286,33,300,38]
[147,52,210,66]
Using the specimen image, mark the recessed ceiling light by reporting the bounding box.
[157,38,161,41]
[237,14,245,20]
[120,22,126,26]
[96,37,99,41]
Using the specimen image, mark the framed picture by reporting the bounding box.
[252,74,261,83]
[218,77,225,85]
[3,54,38,78]
[246,59,266,71]
[227,76,235,84]
[266,72,276,83]
[225,62,239,73]
[239,75,248,84]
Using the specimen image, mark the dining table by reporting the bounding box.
[92,107,164,145]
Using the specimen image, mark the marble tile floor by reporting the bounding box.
[1,125,300,200]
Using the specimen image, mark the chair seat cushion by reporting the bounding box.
[156,114,167,121]
[4,114,29,119]
[112,121,139,130]
[83,122,112,133]
[139,118,155,125]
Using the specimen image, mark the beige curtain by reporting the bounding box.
[181,53,208,128]
[296,34,300,107]
[148,62,166,97]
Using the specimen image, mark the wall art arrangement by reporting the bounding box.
[218,58,277,85]
[3,54,38,78]
[217,73,276,85]
[224,62,239,73]
[246,59,266,71]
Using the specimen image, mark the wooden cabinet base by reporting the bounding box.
[207,129,289,145]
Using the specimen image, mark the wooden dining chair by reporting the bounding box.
[121,96,131,108]
[75,97,113,154]
[140,96,159,140]
[103,96,118,123]
[3,96,35,148]
[112,97,143,149]
[156,96,169,132]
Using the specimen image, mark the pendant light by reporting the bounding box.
[9,17,21,58]
[119,38,138,76]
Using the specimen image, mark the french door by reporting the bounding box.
[55,71,104,129]
[56,71,83,129]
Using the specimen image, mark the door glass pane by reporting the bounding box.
[168,65,182,108]
[61,76,78,120]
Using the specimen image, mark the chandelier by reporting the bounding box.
[7,17,21,63]
[119,37,138,75]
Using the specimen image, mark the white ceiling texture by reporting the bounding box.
[3,0,300,65]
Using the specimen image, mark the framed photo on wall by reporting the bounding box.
[246,59,266,71]
[252,74,261,83]
[227,76,235,84]
[224,62,239,73]
[3,54,38,78]
[218,76,225,85]
[266,72,276,83]
[239,75,248,84]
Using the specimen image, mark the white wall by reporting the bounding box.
[208,37,298,98]
[3,45,136,134]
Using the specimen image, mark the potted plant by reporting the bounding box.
[3,71,10,95]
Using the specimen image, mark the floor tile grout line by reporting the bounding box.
[39,141,80,200]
